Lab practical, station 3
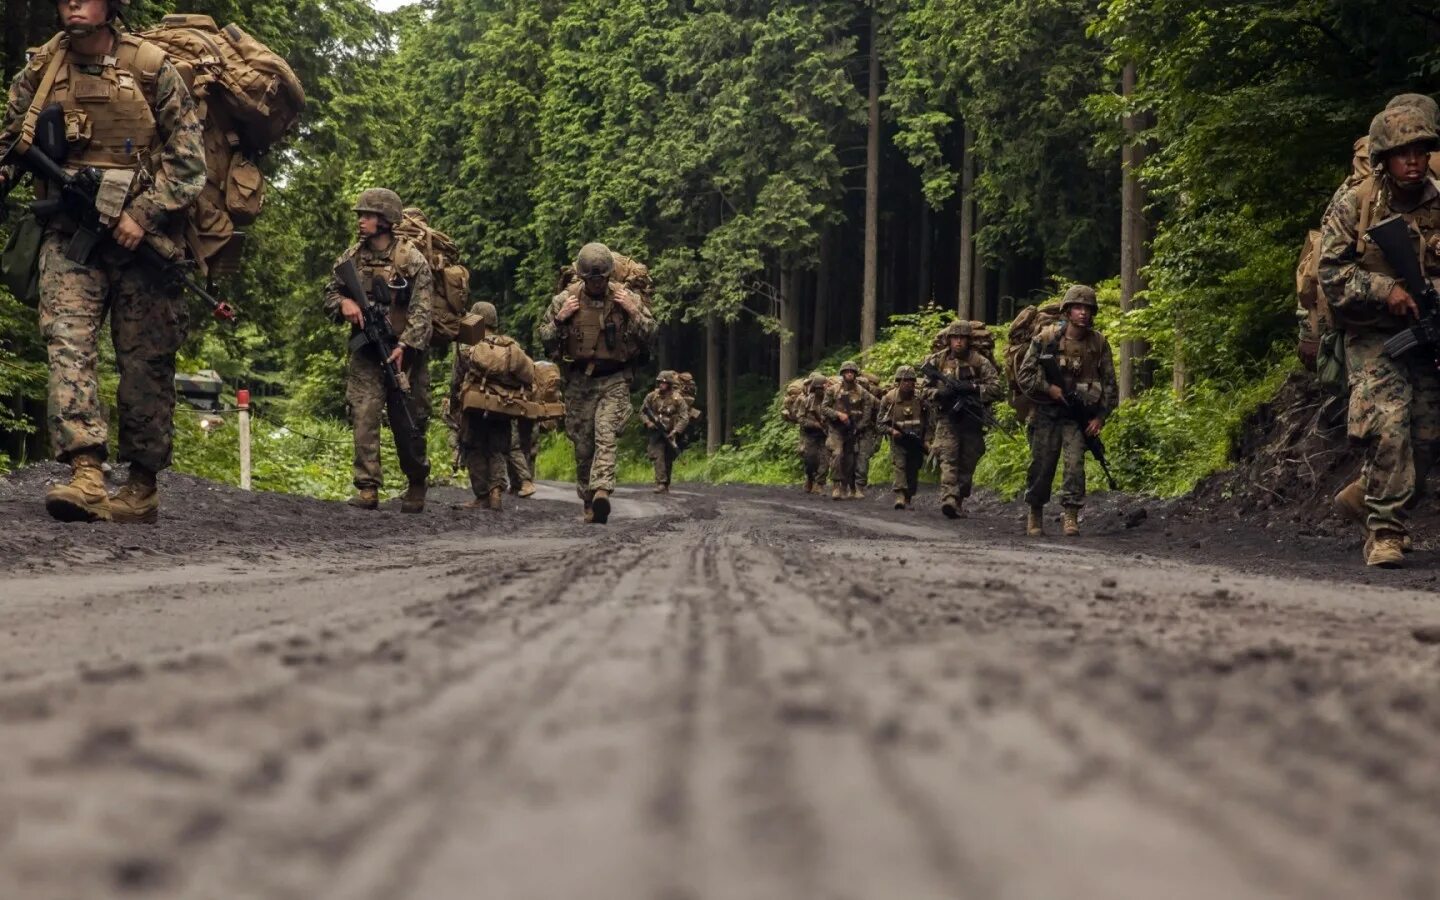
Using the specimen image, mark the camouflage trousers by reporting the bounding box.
[1345,329,1440,537]
[799,428,829,485]
[1023,408,1086,509]
[855,429,880,487]
[934,416,986,504]
[506,417,535,489]
[461,410,512,496]
[562,370,632,498]
[890,436,924,499]
[648,433,678,485]
[827,427,859,489]
[347,345,430,491]
[37,233,188,471]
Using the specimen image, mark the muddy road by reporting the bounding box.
[3,470,1440,900]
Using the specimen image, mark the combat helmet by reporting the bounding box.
[839,360,860,375]
[808,372,828,389]
[657,370,677,386]
[1385,94,1439,128]
[1060,284,1099,311]
[941,321,974,339]
[1368,106,1440,166]
[470,301,498,327]
[894,365,917,381]
[575,243,615,279]
[353,188,403,227]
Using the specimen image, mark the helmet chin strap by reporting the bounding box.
[64,22,105,37]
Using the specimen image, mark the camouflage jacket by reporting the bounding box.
[922,348,1005,407]
[2,27,205,237]
[323,237,435,351]
[821,380,875,433]
[877,387,930,439]
[794,389,828,432]
[640,389,690,437]
[537,281,657,367]
[1016,325,1117,418]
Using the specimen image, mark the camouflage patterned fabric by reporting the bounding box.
[877,387,928,499]
[1023,413,1088,509]
[461,412,511,496]
[822,380,874,491]
[346,346,430,491]
[506,418,535,490]
[923,347,1003,506]
[562,372,634,498]
[642,387,690,486]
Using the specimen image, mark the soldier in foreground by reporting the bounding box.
[640,371,691,493]
[877,366,930,509]
[2,0,205,523]
[823,361,874,500]
[454,302,535,511]
[922,322,1003,518]
[538,242,656,523]
[324,188,434,512]
[1318,105,1440,568]
[1016,286,1118,536]
[788,372,830,493]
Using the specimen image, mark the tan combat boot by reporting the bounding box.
[1367,531,1405,568]
[1333,480,1365,532]
[400,481,427,514]
[941,496,959,519]
[831,484,843,501]
[45,453,111,523]
[110,465,159,524]
[591,488,611,524]
[348,487,379,510]
[853,485,865,500]
[1062,507,1081,536]
[893,491,906,510]
[1026,505,1044,536]
[653,483,669,494]
[455,496,487,510]
[518,480,537,498]
[804,478,814,494]
[488,486,503,511]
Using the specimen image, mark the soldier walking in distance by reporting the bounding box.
[823,361,875,500]
[854,371,884,490]
[640,371,690,493]
[923,322,1003,518]
[877,365,930,509]
[790,372,830,493]
[454,302,534,511]
[538,242,656,523]
[324,188,434,512]
[1,0,205,523]
[1319,105,1440,568]
[1017,285,1118,536]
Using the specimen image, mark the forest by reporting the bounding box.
[1,0,1438,496]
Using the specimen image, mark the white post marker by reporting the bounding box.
[237,388,252,491]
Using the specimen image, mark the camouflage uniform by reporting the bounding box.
[922,342,1003,512]
[854,374,883,487]
[537,244,656,519]
[456,332,534,503]
[1318,105,1440,553]
[793,377,830,491]
[641,374,690,489]
[323,233,434,493]
[877,370,930,505]
[505,418,536,492]
[822,366,876,497]
[3,25,205,518]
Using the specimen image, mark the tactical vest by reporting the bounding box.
[933,349,987,382]
[1043,324,1106,403]
[886,392,925,430]
[645,392,687,431]
[1355,179,1440,281]
[346,238,417,335]
[562,283,631,364]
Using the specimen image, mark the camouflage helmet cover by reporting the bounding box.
[1061,284,1100,311]
[677,372,695,384]
[808,372,828,389]
[1385,93,1439,127]
[1369,106,1440,166]
[657,370,678,385]
[353,188,403,226]
[575,242,615,278]
[839,360,860,375]
[470,301,498,327]
[894,365,918,381]
[942,321,974,339]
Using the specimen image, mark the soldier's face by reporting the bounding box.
[1386,143,1431,187]
[1068,306,1094,328]
[899,378,916,396]
[581,273,608,298]
[59,0,106,28]
[948,336,967,353]
[357,213,383,240]
[659,382,671,393]
[843,371,856,384]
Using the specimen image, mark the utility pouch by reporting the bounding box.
[1316,330,1347,396]
[1,212,45,306]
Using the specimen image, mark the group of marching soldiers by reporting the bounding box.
[783,285,1119,536]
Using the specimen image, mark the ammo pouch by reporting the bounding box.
[1,212,45,306]
[1316,330,1347,396]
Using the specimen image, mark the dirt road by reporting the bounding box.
[3,472,1440,899]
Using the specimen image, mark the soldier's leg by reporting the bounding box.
[347,350,386,491]
[461,412,486,499]
[954,423,986,500]
[906,447,922,498]
[564,377,598,499]
[855,433,874,487]
[587,375,632,495]
[933,419,961,504]
[890,440,909,496]
[1406,358,1440,507]
[110,264,188,474]
[36,234,110,462]
[826,429,846,486]
[1058,420,1089,508]
[1022,413,1063,509]
[648,433,667,484]
[1346,332,1414,537]
[482,415,511,494]
[391,349,431,486]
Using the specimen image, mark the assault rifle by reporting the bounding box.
[1034,330,1119,490]
[919,361,993,430]
[1,103,234,320]
[893,427,927,455]
[335,258,418,437]
[1372,215,1440,364]
[641,397,679,450]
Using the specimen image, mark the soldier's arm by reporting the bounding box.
[622,292,657,344]
[1319,185,1395,312]
[322,249,353,323]
[536,292,566,348]
[0,64,38,185]
[126,63,205,236]
[672,398,692,436]
[876,395,894,430]
[1015,338,1048,396]
[975,356,1004,404]
[1097,339,1119,419]
[399,250,434,350]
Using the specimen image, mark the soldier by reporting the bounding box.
[792,372,830,492]
[676,371,704,447]
[1016,285,1118,536]
[923,322,1003,518]
[878,365,930,509]
[538,242,656,524]
[1,0,205,523]
[324,188,434,512]
[822,361,875,500]
[454,301,534,511]
[1318,105,1440,568]
[854,372,884,489]
[640,371,690,493]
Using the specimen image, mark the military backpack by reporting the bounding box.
[393,210,470,349]
[1004,302,1061,420]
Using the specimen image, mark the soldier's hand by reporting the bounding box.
[1085,418,1103,437]
[1387,284,1420,319]
[113,212,145,251]
[891,428,902,438]
[388,345,405,368]
[613,288,638,317]
[1047,384,1065,402]
[340,298,365,327]
[556,295,582,322]
[837,412,849,424]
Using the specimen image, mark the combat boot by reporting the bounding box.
[401,481,427,514]
[1333,480,1365,532]
[45,453,111,523]
[832,484,843,501]
[1062,507,1081,537]
[518,480,537,498]
[455,497,487,510]
[653,483,669,494]
[894,491,906,510]
[1026,505,1044,536]
[941,497,959,519]
[110,465,159,524]
[591,488,611,524]
[348,488,379,510]
[852,485,866,500]
[1367,532,1405,568]
[582,501,594,523]
[488,487,503,511]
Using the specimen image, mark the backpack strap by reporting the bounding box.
[16,35,68,154]
[1355,174,1380,242]
[114,34,167,106]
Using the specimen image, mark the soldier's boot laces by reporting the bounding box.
[518,480,537,498]
[487,487,503,511]
[401,481,427,514]
[1062,507,1081,537]
[45,453,111,523]
[591,489,611,524]
[348,488,379,510]
[1026,505,1044,537]
[941,497,959,519]
[1367,532,1405,568]
[894,491,906,510]
[110,466,159,525]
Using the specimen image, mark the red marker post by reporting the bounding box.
[237,388,252,491]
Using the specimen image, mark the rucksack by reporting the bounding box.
[393,210,470,348]
[1004,302,1061,419]
[559,252,655,307]
[929,320,997,368]
[138,15,305,274]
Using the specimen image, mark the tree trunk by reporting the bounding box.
[812,227,832,364]
[778,264,799,387]
[957,123,975,319]
[706,314,722,452]
[860,9,880,349]
[724,319,738,444]
[1119,61,1150,401]
[917,202,933,308]
[972,205,988,322]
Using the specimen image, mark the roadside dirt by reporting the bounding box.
[2,469,1440,899]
